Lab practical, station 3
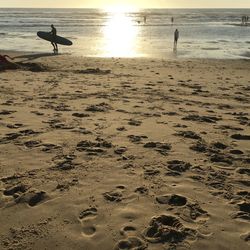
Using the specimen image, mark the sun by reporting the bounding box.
[101,10,139,57]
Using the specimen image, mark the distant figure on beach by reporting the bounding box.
[174,29,179,51]
[242,16,245,25]
[241,15,249,26]
[171,17,174,25]
[50,24,58,54]
[144,15,147,24]
[0,54,17,70]
[0,54,14,64]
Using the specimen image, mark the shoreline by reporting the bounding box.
[1,49,250,62]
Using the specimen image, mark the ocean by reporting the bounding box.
[0,8,250,59]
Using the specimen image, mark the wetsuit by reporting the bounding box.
[51,26,58,53]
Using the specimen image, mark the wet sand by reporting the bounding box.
[0,52,250,250]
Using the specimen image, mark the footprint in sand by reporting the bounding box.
[23,140,41,148]
[212,142,228,150]
[143,142,171,155]
[114,236,147,250]
[120,225,137,236]
[144,168,160,177]
[182,114,221,123]
[79,207,98,220]
[50,123,74,130]
[143,214,197,244]
[166,160,191,175]
[232,202,250,221]
[41,143,61,152]
[240,232,250,242]
[0,129,39,144]
[76,139,112,155]
[210,153,233,165]
[6,123,23,129]
[85,102,112,112]
[190,141,208,153]
[51,159,76,171]
[114,147,128,155]
[78,206,98,237]
[0,133,21,144]
[128,135,148,144]
[82,225,96,237]
[128,119,142,126]
[3,183,27,197]
[156,194,187,206]
[0,110,16,115]
[103,190,123,202]
[229,149,244,155]
[30,110,44,116]
[236,168,250,176]
[116,126,126,131]
[236,191,250,199]
[15,190,49,207]
[156,194,209,222]
[175,130,202,140]
[72,112,90,118]
[231,134,250,140]
[134,186,149,195]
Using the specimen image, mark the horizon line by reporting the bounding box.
[0,7,250,9]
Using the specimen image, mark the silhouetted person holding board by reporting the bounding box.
[50,24,58,54]
[174,29,179,51]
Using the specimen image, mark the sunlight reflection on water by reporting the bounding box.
[101,12,139,57]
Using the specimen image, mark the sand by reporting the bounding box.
[0,52,249,250]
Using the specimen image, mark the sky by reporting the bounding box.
[0,0,250,8]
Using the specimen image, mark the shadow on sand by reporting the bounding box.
[14,52,56,62]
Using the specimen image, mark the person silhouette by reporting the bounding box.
[0,54,18,70]
[174,29,179,51]
[0,55,14,64]
[50,24,58,54]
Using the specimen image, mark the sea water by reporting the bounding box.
[0,8,250,59]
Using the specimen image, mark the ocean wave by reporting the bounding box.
[217,40,229,43]
[240,52,250,58]
[201,47,220,50]
[225,23,250,27]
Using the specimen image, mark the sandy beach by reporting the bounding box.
[0,52,249,250]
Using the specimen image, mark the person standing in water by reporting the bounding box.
[50,24,58,54]
[174,29,179,51]
[171,17,174,25]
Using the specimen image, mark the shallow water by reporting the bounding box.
[0,8,250,59]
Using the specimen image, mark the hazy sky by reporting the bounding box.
[0,0,250,8]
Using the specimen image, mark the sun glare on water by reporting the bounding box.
[101,5,139,57]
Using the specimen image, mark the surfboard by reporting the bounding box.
[37,31,73,46]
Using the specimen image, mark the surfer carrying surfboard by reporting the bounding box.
[37,27,72,53]
[50,24,58,54]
